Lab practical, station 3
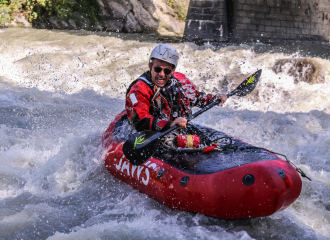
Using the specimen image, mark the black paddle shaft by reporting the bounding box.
[123,69,262,165]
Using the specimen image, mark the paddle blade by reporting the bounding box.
[123,130,161,165]
[228,69,262,97]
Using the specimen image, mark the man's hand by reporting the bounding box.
[217,94,227,104]
[170,117,187,128]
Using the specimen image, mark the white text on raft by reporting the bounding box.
[114,156,159,185]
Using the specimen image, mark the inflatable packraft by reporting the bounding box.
[102,111,302,219]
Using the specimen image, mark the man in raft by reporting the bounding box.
[125,44,227,132]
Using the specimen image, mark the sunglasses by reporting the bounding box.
[153,66,173,75]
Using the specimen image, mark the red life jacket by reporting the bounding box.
[125,71,213,132]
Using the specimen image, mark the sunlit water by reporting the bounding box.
[0,28,330,240]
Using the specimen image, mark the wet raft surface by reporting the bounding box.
[114,115,280,175]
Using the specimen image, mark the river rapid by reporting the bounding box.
[0,28,330,240]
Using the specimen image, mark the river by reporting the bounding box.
[0,28,330,240]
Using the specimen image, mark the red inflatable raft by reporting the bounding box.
[102,111,302,219]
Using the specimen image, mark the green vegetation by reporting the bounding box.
[166,0,188,22]
[0,0,21,24]
[0,0,102,24]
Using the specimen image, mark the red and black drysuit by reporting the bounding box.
[125,71,215,132]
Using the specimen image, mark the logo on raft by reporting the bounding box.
[246,74,256,85]
[112,156,159,185]
[134,134,147,148]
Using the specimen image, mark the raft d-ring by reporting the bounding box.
[157,169,166,179]
[277,168,286,179]
[242,174,255,186]
[180,176,190,186]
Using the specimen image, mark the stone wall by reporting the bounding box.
[233,0,330,42]
[184,0,330,43]
[184,0,228,41]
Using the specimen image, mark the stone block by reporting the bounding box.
[265,14,277,20]
[236,3,243,10]
[276,26,287,33]
[265,32,273,38]
[237,0,246,4]
[246,0,255,4]
[213,15,225,21]
[190,0,214,8]
[203,8,217,14]
[281,21,292,28]
[237,11,247,17]
[185,19,200,32]
[277,14,287,21]
[236,23,248,30]
[302,28,311,35]
[265,0,276,8]
[243,4,252,11]
[272,21,281,27]
[285,27,294,34]
[292,21,299,28]
[213,1,224,8]
[265,26,275,32]
[237,17,251,24]
[302,16,312,23]
[189,7,203,14]
[187,13,215,20]
[257,25,265,31]
[263,19,273,26]
[298,22,305,28]
[251,31,261,38]
[255,12,265,19]
[285,15,295,21]
[270,7,278,14]
[247,24,257,30]
[294,27,302,34]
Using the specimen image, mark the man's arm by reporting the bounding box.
[126,81,172,132]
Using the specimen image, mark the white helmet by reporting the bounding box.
[150,44,179,68]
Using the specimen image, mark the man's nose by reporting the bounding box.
[158,70,166,76]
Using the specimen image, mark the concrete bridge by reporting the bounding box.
[183,0,330,43]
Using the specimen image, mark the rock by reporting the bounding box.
[103,20,124,32]
[90,21,103,31]
[59,19,70,29]
[107,1,132,19]
[129,0,159,31]
[11,15,31,28]
[48,16,70,29]
[71,12,91,29]
[97,0,109,16]
[273,58,325,84]
[8,21,18,27]
[48,16,61,29]
[27,0,187,35]
[32,18,50,29]
[124,12,142,32]
[105,1,143,32]
[139,0,157,13]
[67,19,77,29]
[153,0,175,16]
[153,9,185,34]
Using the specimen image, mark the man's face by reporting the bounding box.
[149,59,175,87]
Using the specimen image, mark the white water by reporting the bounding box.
[0,28,330,240]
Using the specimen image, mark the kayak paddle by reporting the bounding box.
[123,69,262,165]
